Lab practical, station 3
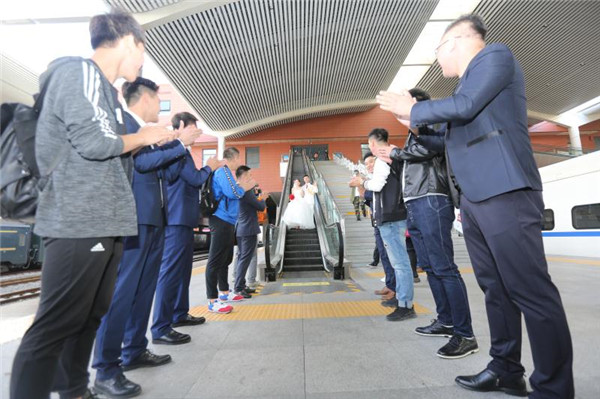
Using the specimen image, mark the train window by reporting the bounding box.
[572,203,600,229]
[542,209,554,230]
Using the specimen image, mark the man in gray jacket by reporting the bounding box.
[10,12,173,399]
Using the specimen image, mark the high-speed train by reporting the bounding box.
[452,150,599,258]
[539,150,600,258]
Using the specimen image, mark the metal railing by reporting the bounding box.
[264,149,346,279]
[302,152,345,279]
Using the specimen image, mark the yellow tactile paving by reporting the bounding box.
[191,266,206,276]
[546,256,600,267]
[189,300,430,321]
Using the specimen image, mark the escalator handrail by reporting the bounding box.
[276,149,294,226]
[265,149,294,272]
[302,152,345,272]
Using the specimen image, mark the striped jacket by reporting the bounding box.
[34,57,137,238]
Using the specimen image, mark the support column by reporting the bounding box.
[568,125,582,155]
[217,135,226,159]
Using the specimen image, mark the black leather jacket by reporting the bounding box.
[390,127,449,199]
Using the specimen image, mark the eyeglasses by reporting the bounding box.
[434,34,474,55]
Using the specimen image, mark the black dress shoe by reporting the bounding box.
[172,314,206,327]
[386,306,417,321]
[437,335,479,359]
[82,388,100,399]
[455,369,528,397]
[237,289,252,299]
[152,328,191,345]
[381,298,398,308]
[94,374,141,398]
[415,319,454,337]
[122,349,172,371]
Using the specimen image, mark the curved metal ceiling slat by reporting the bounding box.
[138,0,438,136]
[417,0,600,116]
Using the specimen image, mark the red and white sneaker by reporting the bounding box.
[208,300,233,314]
[219,292,244,302]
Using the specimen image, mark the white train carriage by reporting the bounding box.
[539,151,600,258]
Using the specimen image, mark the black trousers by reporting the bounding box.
[206,216,235,299]
[10,237,123,399]
[372,246,379,265]
[461,190,573,399]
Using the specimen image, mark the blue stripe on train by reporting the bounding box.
[542,231,600,237]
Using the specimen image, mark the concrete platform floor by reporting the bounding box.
[1,235,599,398]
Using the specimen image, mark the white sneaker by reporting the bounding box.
[380,277,385,282]
[208,300,233,314]
[219,292,244,302]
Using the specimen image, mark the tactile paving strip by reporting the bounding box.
[190,300,430,322]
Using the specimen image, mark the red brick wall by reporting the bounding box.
[191,107,410,193]
[187,106,600,193]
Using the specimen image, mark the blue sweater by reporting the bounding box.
[213,166,245,225]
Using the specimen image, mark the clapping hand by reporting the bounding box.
[376,145,396,164]
[205,156,225,171]
[139,126,176,146]
[376,90,416,120]
[349,176,364,188]
[238,172,256,191]
[176,121,202,146]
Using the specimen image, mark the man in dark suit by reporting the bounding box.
[376,14,573,399]
[151,112,222,344]
[93,78,201,397]
[233,166,266,298]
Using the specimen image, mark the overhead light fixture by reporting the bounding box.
[387,0,482,92]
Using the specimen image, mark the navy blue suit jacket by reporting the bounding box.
[411,43,542,203]
[124,112,187,227]
[163,150,212,227]
[236,190,266,237]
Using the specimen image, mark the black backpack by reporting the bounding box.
[199,171,220,217]
[0,74,66,220]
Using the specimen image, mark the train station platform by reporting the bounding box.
[1,236,599,399]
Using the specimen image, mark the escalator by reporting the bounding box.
[264,150,345,281]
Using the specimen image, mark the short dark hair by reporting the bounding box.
[303,175,309,178]
[122,77,159,106]
[171,112,198,130]
[368,128,389,144]
[408,88,431,102]
[445,14,487,40]
[223,147,240,160]
[363,151,373,161]
[236,165,251,178]
[89,12,145,50]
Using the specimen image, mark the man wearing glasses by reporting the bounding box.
[377,14,573,399]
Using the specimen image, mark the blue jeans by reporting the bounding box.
[406,195,473,337]
[374,226,395,291]
[378,220,413,308]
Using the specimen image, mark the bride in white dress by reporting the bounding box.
[282,179,315,230]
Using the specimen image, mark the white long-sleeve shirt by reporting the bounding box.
[363,158,390,192]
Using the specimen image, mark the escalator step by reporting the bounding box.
[284,257,322,265]
[282,265,324,272]
[286,239,320,245]
[285,243,321,250]
[285,251,322,259]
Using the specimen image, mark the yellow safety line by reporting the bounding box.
[546,256,600,266]
[189,300,430,321]
[0,230,18,233]
[0,248,17,251]
[282,282,330,287]
[191,266,206,276]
